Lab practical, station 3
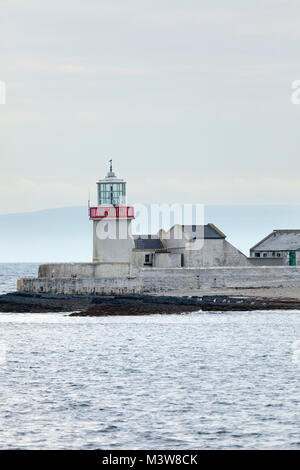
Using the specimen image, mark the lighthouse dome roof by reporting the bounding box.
[97,175,125,184]
[97,160,125,184]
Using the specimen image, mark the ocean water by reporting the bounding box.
[0,263,39,295]
[0,263,299,450]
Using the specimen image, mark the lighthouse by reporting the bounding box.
[89,161,135,271]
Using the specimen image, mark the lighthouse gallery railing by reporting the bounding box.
[89,206,134,219]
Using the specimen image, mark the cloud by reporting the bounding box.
[2,57,146,76]
[2,0,300,213]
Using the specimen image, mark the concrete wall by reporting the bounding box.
[138,266,300,292]
[168,239,250,268]
[93,219,134,263]
[18,265,300,295]
[38,262,132,279]
[248,257,284,266]
[250,250,290,265]
[132,251,154,267]
[158,226,190,250]
[18,277,143,295]
[132,251,182,268]
[154,253,182,268]
[249,250,300,266]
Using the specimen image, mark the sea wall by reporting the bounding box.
[139,266,300,292]
[18,277,143,295]
[18,266,300,295]
[38,262,132,279]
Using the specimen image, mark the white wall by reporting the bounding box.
[93,219,134,263]
[132,251,182,268]
[168,239,250,267]
[38,262,132,278]
[154,253,182,268]
[139,266,300,292]
[18,277,143,295]
[132,251,154,267]
[19,265,300,294]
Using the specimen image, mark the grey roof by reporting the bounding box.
[251,230,300,251]
[133,235,164,250]
[133,224,225,250]
[180,224,226,239]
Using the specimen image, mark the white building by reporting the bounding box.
[250,230,300,266]
[90,161,135,270]
[133,223,250,268]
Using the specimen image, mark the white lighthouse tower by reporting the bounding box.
[89,161,135,274]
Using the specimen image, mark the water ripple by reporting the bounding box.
[0,263,299,449]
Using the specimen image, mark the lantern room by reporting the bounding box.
[96,160,126,206]
[89,160,134,220]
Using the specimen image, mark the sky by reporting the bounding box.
[1,0,300,214]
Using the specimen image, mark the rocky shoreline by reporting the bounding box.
[1,292,300,315]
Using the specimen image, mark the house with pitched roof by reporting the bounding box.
[133,223,250,268]
[250,230,300,266]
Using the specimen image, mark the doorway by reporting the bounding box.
[289,251,296,266]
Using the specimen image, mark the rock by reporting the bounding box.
[1,292,300,315]
[69,303,200,316]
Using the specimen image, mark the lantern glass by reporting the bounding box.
[98,182,126,205]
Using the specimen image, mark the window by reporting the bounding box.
[263,253,267,257]
[144,254,153,266]
[192,225,196,232]
[255,253,260,258]
[98,182,126,205]
[277,253,281,257]
[272,252,275,257]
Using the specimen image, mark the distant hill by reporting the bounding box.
[1,205,300,262]
[0,207,91,262]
